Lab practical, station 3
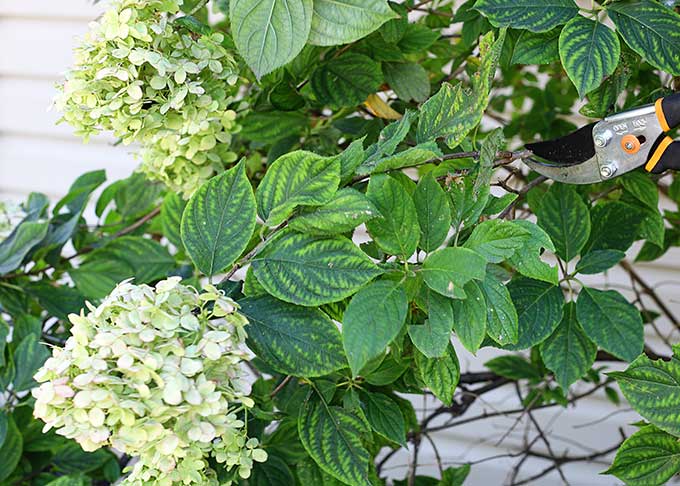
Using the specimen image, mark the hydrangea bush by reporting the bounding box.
[2,0,680,485]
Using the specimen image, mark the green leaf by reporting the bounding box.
[84,236,175,284]
[479,273,518,345]
[0,221,48,275]
[416,29,505,147]
[359,143,442,176]
[536,183,591,262]
[360,391,406,446]
[69,259,135,299]
[440,464,471,486]
[230,0,313,78]
[421,247,487,299]
[0,319,8,368]
[366,175,420,257]
[622,170,660,210]
[251,455,295,486]
[507,220,559,285]
[240,111,307,143]
[298,393,371,486]
[0,416,22,481]
[161,192,186,250]
[463,220,531,263]
[512,29,560,64]
[296,458,346,485]
[559,16,620,97]
[52,443,111,473]
[576,287,643,361]
[239,296,346,377]
[257,151,340,226]
[114,173,163,218]
[452,282,487,353]
[585,201,645,253]
[343,280,408,376]
[311,53,383,107]
[383,62,431,102]
[605,425,680,486]
[410,289,453,359]
[575,249,625,275]
[252,231,382,306]
[13,334,49,392]
[483,193,518,216]
[44,476,88,486]
[610,349,680,436]
[181,162,256,276]
[448,176,490,231]
[308,0,396,46]
[413,173,452,252]
[0,412,7,449]
[288,188,378,236]
[505,278,564,350]
[415,344,460,406]
[336,138,367,184]
[475,0,578,32]
[608,0,680,76]
[485,355,543,381]
[540,302,597,390]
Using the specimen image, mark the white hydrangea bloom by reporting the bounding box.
[55,0,242,197]
[33,277,266,485]
[0,201,27,240]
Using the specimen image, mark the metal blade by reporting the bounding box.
[524,156,603,184]
[525,123,597,165]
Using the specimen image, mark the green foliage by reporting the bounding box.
[7,0,680,483]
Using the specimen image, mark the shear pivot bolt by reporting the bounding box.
[595,136,607,147]
[600,163,617,179]
[594,130,613,148]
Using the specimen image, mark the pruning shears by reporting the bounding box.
[524,92,680,184]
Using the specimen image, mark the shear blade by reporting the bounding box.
[523,156,603,184]
[525,122,597,165]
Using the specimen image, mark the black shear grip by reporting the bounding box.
[646,136,680,174]
[659,92,680,131]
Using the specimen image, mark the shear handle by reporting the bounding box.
[646,136,680,174]
[656,92,680,132]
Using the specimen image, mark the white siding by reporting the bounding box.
[1,2,680,485]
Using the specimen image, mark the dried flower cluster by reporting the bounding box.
[33,277,266,485]
[55,0,242,197]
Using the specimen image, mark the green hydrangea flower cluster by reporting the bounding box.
[55,0,242,197]
[32,277,267,485]
[0,201,26,240]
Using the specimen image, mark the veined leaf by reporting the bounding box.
[410,288,453,358]
[512,29,560,64]
[536,183,591,262]
[311,53,383,108]
[416,29,505,147]
[251,455,295,486]
[559,16,620,97]
[475,0,578,32]
[230,0,313,78]
[239,296,346,377]
[421,247,487,299]
[507,220,559,285]
[463,220,531,263]
[576,287,643,361]
[257,151,340,226]
[608,0,680,76]
[585,201,644,253]
[0,220,48,275]
[0,416,22,481]
[575,249,625,275]
[413,172,452,252]
[505,277,564,350]
[479,273,518,345]
[240,111,307,143]
[610,348,680,436]
[343,280,408,376]
[252,231,382,306]
[13,334,50,392]
[359,143,442,176]
[540,302,597,390]
[452,281,487,353]
[366,175,420,258]
[298,393,371,486]
[308,0,397,46]
[161,193,186,250]
[360,391,407,446]
[415,344,460,406]
[605,425,680,486]
[288,188,378,236]
[383,62,431,102]
[485,355,543,381]
[449,176,490,231]
[181,162,256,276]
[622,170,659,210]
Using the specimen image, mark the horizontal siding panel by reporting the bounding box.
[0,135,136,198]
[0,18,87,79]
[0,0,104,19]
